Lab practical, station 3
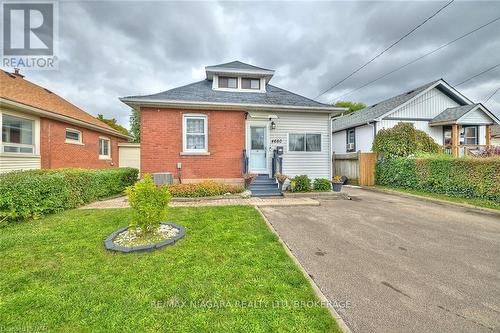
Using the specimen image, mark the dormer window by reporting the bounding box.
[218,76,238,89]
[242,78,260,90]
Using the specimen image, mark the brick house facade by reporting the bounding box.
[0,70,129,172]
[141,107,245,182]
[121,61,344,193]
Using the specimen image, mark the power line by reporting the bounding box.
[357,62,500,111]
[484,87,500,103]
[455,63,500,87]
[329,16,500,103]
[315,0,455,99]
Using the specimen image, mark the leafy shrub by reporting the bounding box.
[290,175,312,192]
[167,180,244,198]
[274,173,288,184]
[313,178,331,191]
[476,146,500,157]
[372,122,441,158]
[125,174,171,232]
[376,156,500,203]
[0,167,138,221]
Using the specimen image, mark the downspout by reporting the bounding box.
[366,121,376,149]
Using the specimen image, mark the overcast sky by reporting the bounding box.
[5,0,500,128]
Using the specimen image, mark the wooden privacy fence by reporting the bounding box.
[332,151,377,186]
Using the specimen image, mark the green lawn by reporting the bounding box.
[0,206,340,333]
[375,186,500,211]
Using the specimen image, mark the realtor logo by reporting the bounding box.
[1,0,58,69]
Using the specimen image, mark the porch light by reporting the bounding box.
[270,121,276,130]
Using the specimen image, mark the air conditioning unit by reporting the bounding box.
[346,143,355,151]
[152,172,173,185]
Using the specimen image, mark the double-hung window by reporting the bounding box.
[99,137,111,159]
[346,128,356,152]
[288,133,321,152]
[242,78,260,90]
[218,76,238,89]
[461,126,478,145]
[1,114,34,154]
[183,114,208,153]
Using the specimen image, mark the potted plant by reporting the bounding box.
[243,173,257,189]
[274,173,288,191]
[332,175,343,192]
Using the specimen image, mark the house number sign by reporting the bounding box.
[271,139,283,144]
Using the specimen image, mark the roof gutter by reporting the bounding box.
[1,97,130,139]
[119,98,346,114]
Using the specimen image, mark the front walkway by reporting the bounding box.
[81,195,320,209]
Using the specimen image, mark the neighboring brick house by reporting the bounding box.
[0,69,129,173]
[120,61,345,196]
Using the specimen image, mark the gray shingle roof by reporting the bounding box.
[429,104,478,124]
[206,61,273,72]
[121,80,331,108]
[331,80,441,132]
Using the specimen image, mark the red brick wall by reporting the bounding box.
[40,118,125,169]
[141,107,245,180]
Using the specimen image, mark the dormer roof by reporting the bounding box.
[205,60,275,83]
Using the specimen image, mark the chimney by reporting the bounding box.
[13,68,24,78]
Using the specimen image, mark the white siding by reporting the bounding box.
[459,108,493,125]
[0,155,41,173]
[248,111,331,180]
[492,137,500,146]
[388,87,461,119]
[332,130,346,153]
[356,124,374,152]
[377,120,444,144]
[118,144,140,171]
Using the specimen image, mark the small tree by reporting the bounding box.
[334,101,366,114]
[125,174,171,233]
[96,114,129,136]
[372,122,441,158]
[129,109,141,143]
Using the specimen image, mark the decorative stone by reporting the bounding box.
[240,190,252,198]
[104,222,185,253]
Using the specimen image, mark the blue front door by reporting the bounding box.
[249,125,267,173]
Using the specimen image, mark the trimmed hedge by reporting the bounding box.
[167,180,244,198]
[376,156,500,203]
[0,167,138,221]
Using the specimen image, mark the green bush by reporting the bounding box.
[313,178,332,191]
[0,167,138,221]
[125,174,171,232]
[290,175,312,192]
[167,180,244,198]
[376,156,500,203]
[372,122,441,158]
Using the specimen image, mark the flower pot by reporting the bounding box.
[332,183,343,192]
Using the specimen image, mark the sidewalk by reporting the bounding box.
[81,196,320,209]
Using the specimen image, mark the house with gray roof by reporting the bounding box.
[120,61,345,196]
[331,79,500,157]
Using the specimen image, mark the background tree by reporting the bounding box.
[96,114,129,136]
[372,122,441,158]
[129,109,140,143]
[334,100,366,114]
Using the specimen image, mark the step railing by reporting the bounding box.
[242,149,249,174]
[271,149,282,177]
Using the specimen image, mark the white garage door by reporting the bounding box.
[118,143,140,171]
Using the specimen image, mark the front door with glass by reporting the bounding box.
[249,125,268,174]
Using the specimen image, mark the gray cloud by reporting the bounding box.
[5,0,500,128]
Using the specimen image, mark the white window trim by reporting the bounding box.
[98,136,111,160]
[65,128,83,145]
[0,109,40,156]
[182,114,209,154]
[212,75,266,93]
[287,132,322,153]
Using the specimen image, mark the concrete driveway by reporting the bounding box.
[260,188,500,333]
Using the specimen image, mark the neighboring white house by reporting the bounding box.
[332,79,500,156]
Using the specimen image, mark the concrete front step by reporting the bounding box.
[251,190,283,197]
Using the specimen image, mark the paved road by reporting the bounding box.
[260,188,500,333]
